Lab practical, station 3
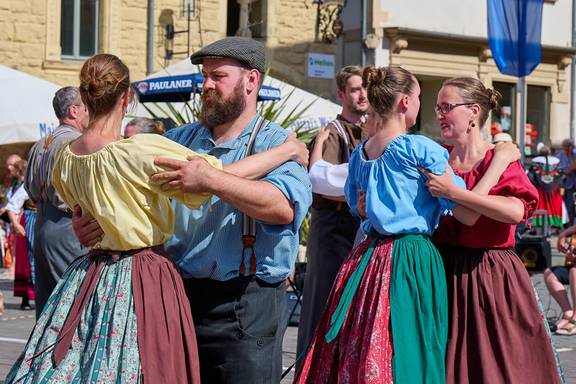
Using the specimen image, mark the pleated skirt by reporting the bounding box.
[6,246,200,384]
[439,245,564,384]
[294,234,448,384]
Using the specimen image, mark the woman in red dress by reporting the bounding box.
[6,160,35,310]
[425,77,563,383]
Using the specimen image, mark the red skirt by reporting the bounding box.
[533,187,563,228]
[439,245,563,384]
[295,237,394,383]
[13,213,34,300]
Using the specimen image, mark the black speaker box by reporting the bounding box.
[514,237,551,272]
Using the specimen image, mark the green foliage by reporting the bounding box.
[138,82,319,142]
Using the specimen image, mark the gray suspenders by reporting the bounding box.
[239,116,270,276]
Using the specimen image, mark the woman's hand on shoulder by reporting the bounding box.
[284,134,309,168]
[315,126,331,144]
[419,164,456,199]
[493,142,521,164]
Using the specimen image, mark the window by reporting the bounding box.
[492,82,551,156]
[526,85,551,155]
[491,82,516,140]
[226,0,265,38]
[61,0,99,59]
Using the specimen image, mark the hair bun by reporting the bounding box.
[362,67,387,90]
[486,88,501,111]
[79,54,130,117]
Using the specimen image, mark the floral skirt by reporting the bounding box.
[6,246,200,384]
[295,234,448,384]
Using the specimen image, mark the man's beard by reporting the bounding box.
[349,100,368,115]
[199,80,246,129]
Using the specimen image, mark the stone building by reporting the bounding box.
[339,0,576,150]
[0,0,340,98]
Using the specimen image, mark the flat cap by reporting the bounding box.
[190,37,266,73]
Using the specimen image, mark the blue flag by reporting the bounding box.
[487,0,543,77]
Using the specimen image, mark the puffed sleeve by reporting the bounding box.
[117,134,222,210]
[5,185,29,213]
[490,160,539,220]
[344,147,362,217]
[309,160,349,196]
[409,135,465,211]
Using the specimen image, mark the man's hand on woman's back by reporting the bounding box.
[72,205,104,247]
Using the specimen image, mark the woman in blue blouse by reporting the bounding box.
[294,66,465,384]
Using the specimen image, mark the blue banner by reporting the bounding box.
[487,0,544,77]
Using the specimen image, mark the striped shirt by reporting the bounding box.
[164,116,312,283]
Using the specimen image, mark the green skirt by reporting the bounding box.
[295,234,448,383]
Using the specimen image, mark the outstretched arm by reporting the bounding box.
[223,135,308,179]
[152,157,296,224]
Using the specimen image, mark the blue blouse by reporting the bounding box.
[345,134,465,236]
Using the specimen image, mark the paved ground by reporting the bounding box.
[1,242,575,383]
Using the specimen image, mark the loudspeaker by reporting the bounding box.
[515,237,551,271]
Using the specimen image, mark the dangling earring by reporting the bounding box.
[466,122,475,134]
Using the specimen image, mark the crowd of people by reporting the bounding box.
[0,35,571,383]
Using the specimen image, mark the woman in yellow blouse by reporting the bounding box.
[6,54,308,384]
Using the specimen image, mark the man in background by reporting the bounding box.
[25,86,89,317]
[296,65,368,360]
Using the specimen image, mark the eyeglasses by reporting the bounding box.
[434,103,474,115]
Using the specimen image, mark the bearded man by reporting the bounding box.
[147,37,311,383]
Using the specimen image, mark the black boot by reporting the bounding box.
[20,296,32,310]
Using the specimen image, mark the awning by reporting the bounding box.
[133,73,281,103]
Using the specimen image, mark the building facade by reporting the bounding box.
[339,0,576,152]
[0,0,337,97]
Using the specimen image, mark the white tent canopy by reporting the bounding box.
[0,66,60,145]
[134,59,342,131]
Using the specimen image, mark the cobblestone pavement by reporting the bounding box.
[1,242,576,383]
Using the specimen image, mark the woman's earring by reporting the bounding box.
[466,122,475,134]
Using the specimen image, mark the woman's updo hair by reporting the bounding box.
[14,159,28,179]
[79,54,130,118]
[442,77,501,127]
[362,66,416,117]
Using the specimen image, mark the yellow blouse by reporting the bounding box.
[52,134,222,251]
